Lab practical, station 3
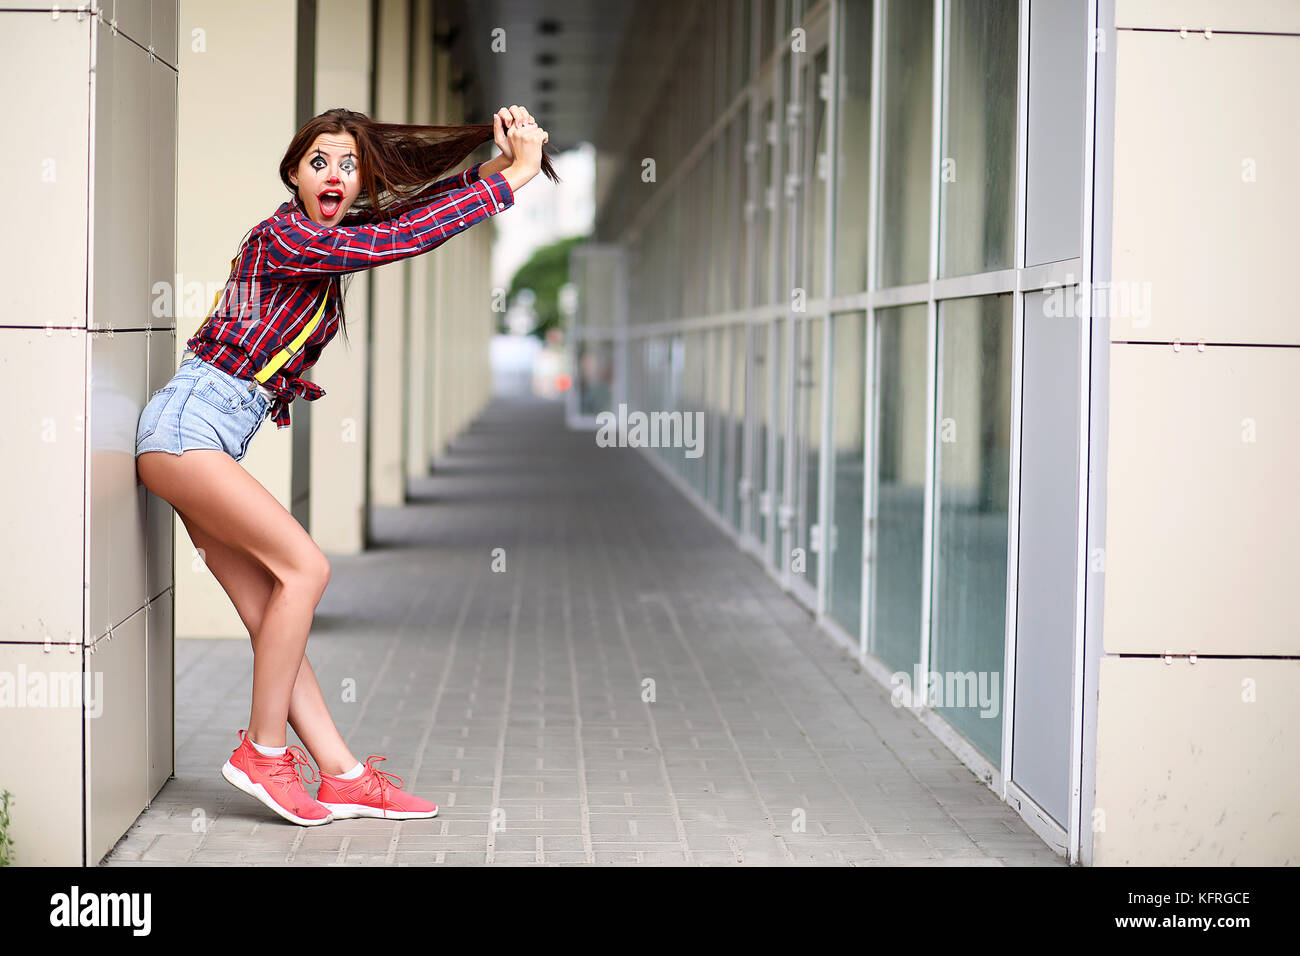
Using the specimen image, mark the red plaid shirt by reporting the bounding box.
[185,160,514,429]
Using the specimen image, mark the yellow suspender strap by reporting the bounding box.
[250,289,330,384]
[196,250,332,386]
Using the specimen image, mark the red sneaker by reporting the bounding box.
[316,755,439,820]
[221,729,333,826]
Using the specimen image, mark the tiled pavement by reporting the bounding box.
[102,395,1065,867]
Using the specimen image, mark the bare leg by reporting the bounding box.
[139,449,359,773]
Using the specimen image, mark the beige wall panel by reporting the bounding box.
[145,588,174,797]
[0,642,85,865]
[86,606,149,864]
[0,329,86,643]
[0,13,91,327]
[89,329,149,641]
[1093,656,1300,865]
[152,0,179,67]
[112,0,151,46]
[149,57,178,330]
[1104,344,1299,655]
[1115,0,1300,32]
[1110,31,1300,344]
[145,329,177,601]
[93,20,152,331]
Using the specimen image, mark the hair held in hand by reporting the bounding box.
[278,107,561,222]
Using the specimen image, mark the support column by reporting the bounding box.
[175,0,308,637]
[368,0,411,508]
[309,0,374,553]
[405,0,434,480]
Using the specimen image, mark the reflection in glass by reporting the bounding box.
[940,0,1018,278]
[734,110,750,308]
[776,50,790,300]
[706,328,724,512]
[577,339,613,417]
[931,294,1012,766]
[760,0,776,68]
[749,322,769,545]
[729,324,747,532]
[834,0,873,295]
[667,333,684,474]
[791,317,823,588]
[868,304,929,675]
[686,330,705,489]
[802,46,830,300]
[877,0,933,288]
[758,99,776,306]
[827,312,865,638]
[771,317,786,569]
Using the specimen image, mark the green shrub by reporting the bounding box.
[0,790,14,866]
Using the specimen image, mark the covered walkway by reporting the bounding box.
[103,397,1060,867]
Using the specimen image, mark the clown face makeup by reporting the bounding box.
[289,132,363,225]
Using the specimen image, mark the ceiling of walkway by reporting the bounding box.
[442,0,637,151]
[440,0,690,213]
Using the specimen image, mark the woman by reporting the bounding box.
[135,104,553,826]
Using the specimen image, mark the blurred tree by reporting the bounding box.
[503,234,590,340]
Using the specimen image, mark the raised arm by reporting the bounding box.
[339,161,485,227]
[260,169,514,278]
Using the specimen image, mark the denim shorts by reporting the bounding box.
[135,353,275,462]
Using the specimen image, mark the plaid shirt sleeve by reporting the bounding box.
[259,167,514,278]
[339,161,485,227]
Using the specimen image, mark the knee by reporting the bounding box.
[302,551,331,603]
[277,551,330,604]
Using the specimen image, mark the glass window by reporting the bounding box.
[732,0,752,99]
[731,117,741,311]
[771,316,786,569]
[761,0,776,68]
[827,311,866,638]
[668,332,685,471]
[729,323,747,532]
[687,330,705,489]
[791,316,823,588]
[868,304,929,675]
[939,0,1019,277]
[715,2,729,116]
[802,46,830,299]
[709,327,729,514]
[743,110,754,308]
[1025,0,1086,264]
[834,0,873,295]
[713,136,727,314]
[931,293,1013,765]
[776,49,790,302]
[758,98,776,305]
[749,321,769,545]
[877,0,933,288]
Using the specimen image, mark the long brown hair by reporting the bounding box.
[274,107,560,345]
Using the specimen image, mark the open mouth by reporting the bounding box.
[317,188,344,218]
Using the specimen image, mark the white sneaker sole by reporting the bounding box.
[221,761,334,826]
[319,801,438,820]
